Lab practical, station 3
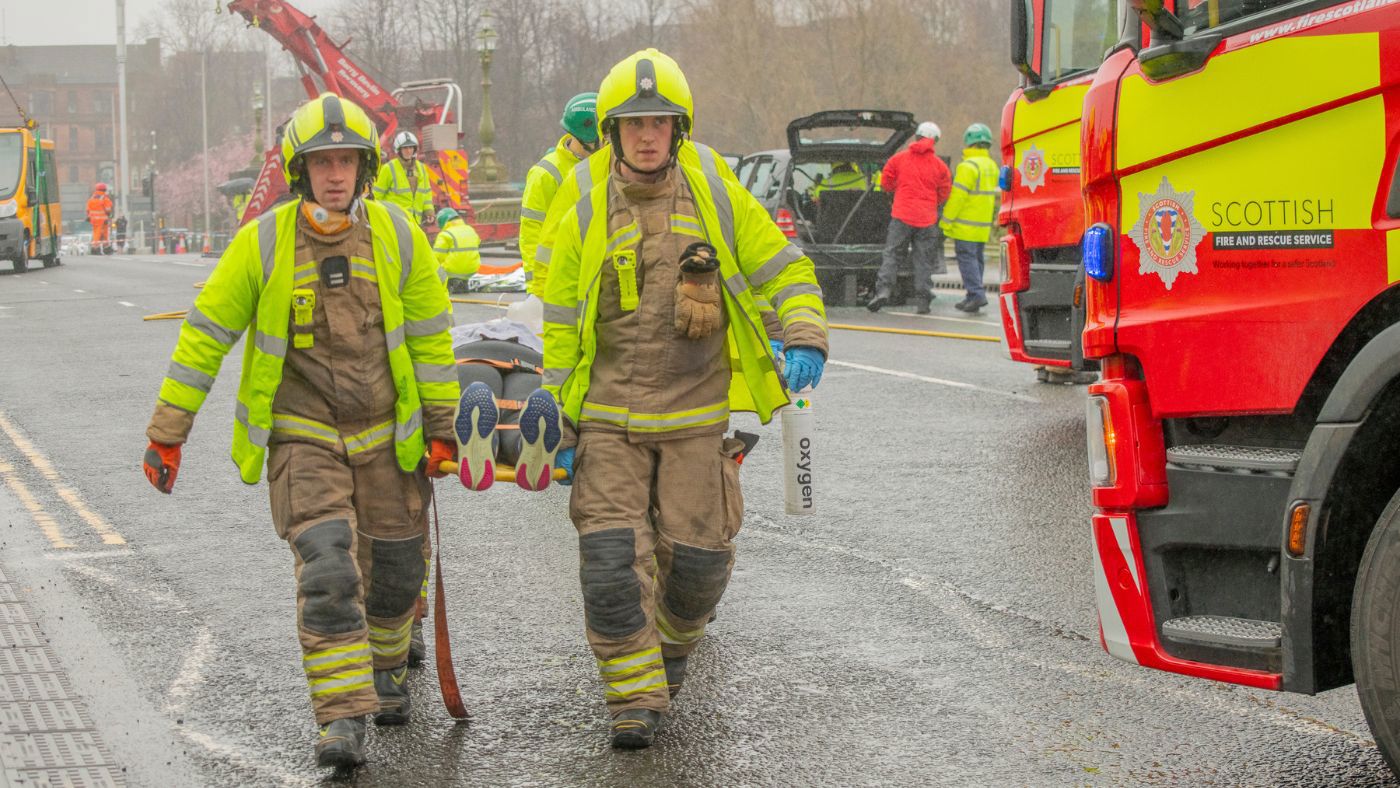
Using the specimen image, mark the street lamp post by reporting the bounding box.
[475,10,503,185]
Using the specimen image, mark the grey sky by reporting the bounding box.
[0,0,334,47]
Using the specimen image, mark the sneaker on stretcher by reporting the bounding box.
[515,388,562,492]
[455,381,498,491]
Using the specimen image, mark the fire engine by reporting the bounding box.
[999,0,1119,382]
[1017,0,1400,769]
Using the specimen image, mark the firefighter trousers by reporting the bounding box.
[568,429,745,715]
[267,441,431,725]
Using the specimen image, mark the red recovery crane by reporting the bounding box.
[226,0,513,238]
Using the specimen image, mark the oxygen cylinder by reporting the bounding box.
[781,395,815,515]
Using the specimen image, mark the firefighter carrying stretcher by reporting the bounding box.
[141,93,461,769]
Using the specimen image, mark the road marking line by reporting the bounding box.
[117,301,136,307]
[73,289,85,293]
[0,411,126,545]
[43,549,135,560]
[37,280,48,284]
[827,359,1038,402]
[0,458,72,549]
[165,626,214,707]
[886,311,999,327]
[168,261,204,268]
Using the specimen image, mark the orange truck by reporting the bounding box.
[0,126,61,272]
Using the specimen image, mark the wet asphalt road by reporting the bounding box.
[0,252,1393,786]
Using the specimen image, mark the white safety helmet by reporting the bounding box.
[393,130,419,152]
[915,121,941,140]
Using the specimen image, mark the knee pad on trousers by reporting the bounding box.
[364,534,427,619]
[579,528,645,639]
[664,541,732,622]
[293,519,364,635]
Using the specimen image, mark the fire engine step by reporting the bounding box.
[1161,615,1282,649]
[1165,444,1302,475]
[1023,339,1072,350]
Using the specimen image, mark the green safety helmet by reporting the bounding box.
[561,92,600,145]
[963,123,994,147]
[281,93,381,199]
[436,207,460,227]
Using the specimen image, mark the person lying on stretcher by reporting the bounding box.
[448,337,564,491]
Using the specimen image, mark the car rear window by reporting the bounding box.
[795,125,903,149]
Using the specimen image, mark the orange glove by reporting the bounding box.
[143,440,181,494]
[426,439,456,479]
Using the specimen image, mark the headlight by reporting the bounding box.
[0,201,17,219]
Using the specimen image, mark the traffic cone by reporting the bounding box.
[201,234,212,254]
[176,235,187,254]
[155,236,165,255]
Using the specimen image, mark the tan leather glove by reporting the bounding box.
[675,242,722,339]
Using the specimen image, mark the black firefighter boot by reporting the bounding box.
[611,708,663,750]
[664,655,688,699]
[374,665,412,725]
[315,716,367,768]
[407,617,426,667]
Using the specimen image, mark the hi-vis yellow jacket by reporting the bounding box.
[530,140,736,297]
[520,136,584,285]
[433,219,482,282]
[940,147,999,243]
[373,158,434,217]
[542,159,827,426]
[155,199,458,483]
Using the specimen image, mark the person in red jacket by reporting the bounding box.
[868,122,951,314]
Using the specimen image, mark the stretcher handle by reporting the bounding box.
[435,459,569,482]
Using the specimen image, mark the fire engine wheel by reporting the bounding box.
[1350,486,1400,775]
[11,231,28,273]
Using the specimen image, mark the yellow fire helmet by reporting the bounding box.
[597,49,693,172]
[280,92,382,199]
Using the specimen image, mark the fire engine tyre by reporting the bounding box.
[1350,486,1400,776]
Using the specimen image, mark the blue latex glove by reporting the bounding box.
[557,446,575,486]
[784,347,825,392]
[769,339,783,358]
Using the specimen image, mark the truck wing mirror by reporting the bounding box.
[1127,0,1184,41]
[1011,0,1042,85]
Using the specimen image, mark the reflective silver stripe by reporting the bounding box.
[604,668,667,698]
[774,282,822,308]
[184,305,243,347]
[576,158,595,196]
[953,182,998,196]
[385,325,405,351]
[236,401,270,448]
[724,272,745,296]
[271,416,339,442]
[345,421,394,454]
[598,648,663,677]
[437,242,479,253]
[405,311,452,337]
[671,215,703,234]
[576,190,594,242]
[413,362,457,383]
[535,245,552,263]
[606,226,639,255]
[785,305,827,325]
[749,244,804,287]
[538,158,562,183]
[705,172,736,253]
[351,260,377,279]
[693,141,718,179]
[580,403,629,426]
[166,360,214,393]
[438,268,448,284]
[520,206,547,221]
[254,330,287,358]
[543,367,570,387]
[257,210,278,283]
[543,302,576,325]
[302,645,370,670]
[388,206,414,292]
[946,217,994,227]
[628,404,729,429]
[308,669,373,696]
[395,409,423,442]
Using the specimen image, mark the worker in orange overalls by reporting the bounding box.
[86,183,114,254]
